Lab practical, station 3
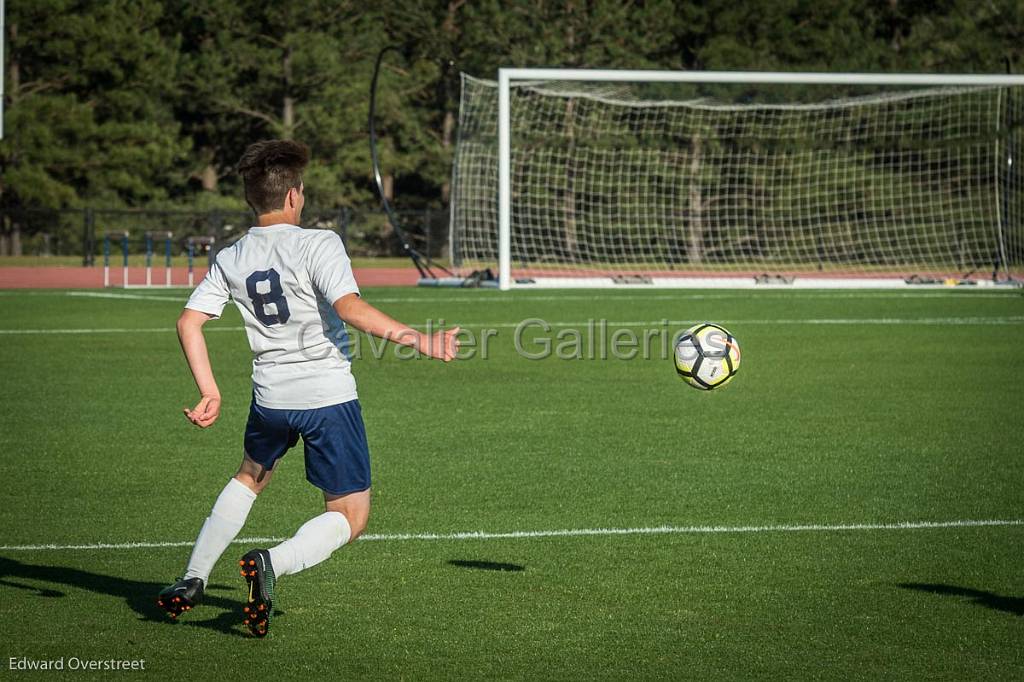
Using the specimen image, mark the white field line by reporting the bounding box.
[0,518,1019,552]
[66,291,185,302]
[3,316,1024,335]
[0,327,244,335]
[51,290,1024,305]
[449,317,1024,328]
[371,292,1024,304]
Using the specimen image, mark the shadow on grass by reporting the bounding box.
[448,559,525,572]
[899,583,1024,617]
[0,555,251,638]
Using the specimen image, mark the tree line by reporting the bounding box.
[1,0,1021,256]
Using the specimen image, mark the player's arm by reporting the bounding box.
[177,308,222,427]
[333,293,459,362]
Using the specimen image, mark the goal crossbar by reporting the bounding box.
[499,69,1024,87]
[487,69,1024,289]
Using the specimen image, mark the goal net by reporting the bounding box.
[449,70,1024,289]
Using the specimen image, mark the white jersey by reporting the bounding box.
[185,223,360,410]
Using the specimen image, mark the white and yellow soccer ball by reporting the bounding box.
[674,323,741,390]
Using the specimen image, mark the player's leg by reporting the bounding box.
[179,455,271,582]
[270,398,372,574]
[239,489,369,637]
[232,452,277,494]
[158,458,268,618]
[239,399,370,636]
[324,487,370,538]
[269,488,370,577]
[158,401,296,619]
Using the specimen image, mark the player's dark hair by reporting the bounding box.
[237,140,310,215]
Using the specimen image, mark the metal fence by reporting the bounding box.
[0,206,451,265]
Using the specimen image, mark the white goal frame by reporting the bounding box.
[495,68,1024,290]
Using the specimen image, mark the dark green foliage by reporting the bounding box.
[1,0,1022,216]
[1,0,188,210]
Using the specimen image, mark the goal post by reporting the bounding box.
[450,68,1024,290]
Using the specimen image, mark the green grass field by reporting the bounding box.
[0,287,1022,679]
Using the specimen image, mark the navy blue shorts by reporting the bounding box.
[243,398,371,496]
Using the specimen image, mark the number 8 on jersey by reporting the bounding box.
[246,269,291,326]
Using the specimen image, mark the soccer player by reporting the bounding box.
[157,140,459,637]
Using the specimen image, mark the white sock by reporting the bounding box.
[268,511,352,577]
[183,478,257,584]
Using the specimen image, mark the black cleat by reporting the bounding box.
[239,549,275,638]
[157,577,204,619]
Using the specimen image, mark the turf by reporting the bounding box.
[0,287,1021,679]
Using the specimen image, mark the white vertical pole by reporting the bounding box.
[103,234,110,287]
[498,69,512,291]
[145,232,152,286]
[121,233,128,288]
[992,88,1010,280]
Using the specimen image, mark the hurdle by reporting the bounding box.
[140,231,174,288]
[118,231,174,288]
[103,232,130,288]
[187,236,216,288]
[103,232,215,288]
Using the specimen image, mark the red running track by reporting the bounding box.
[0,266,422,289]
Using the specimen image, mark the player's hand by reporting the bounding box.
[418,326,460,362]
[184,394,221,428]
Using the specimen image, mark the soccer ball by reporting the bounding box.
[674,323,741,390]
